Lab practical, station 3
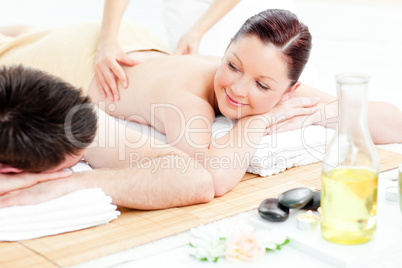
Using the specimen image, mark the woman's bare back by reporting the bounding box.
[88,51,220,134]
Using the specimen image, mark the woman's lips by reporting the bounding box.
[225,90,247,107]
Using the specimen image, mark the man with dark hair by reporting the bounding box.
[0,65,97,173]
[0,65,214,209]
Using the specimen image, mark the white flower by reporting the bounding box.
[255,229,287,250]
[188,223,227,262]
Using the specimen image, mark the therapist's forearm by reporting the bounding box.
[189,0,241,36]
[99,0,130,43]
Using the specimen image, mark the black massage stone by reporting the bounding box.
[278,187,313,209]
[301,190,321,211]
[258,198,289,222]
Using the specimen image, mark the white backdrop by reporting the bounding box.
[1,0,401,109]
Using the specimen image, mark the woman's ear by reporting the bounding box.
[280,81,301,102]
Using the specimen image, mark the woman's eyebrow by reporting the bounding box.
[233,52,278,84]
[232,53,242,66]
[260,75,278,84]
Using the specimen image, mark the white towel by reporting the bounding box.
[246,126,334,176]
[0,188,120,241]
[124,115,334,176]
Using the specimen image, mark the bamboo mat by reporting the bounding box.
[1,148,401,268]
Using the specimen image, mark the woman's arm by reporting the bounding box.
[367,101,402,144]
[162,96,320,196]
[292,84,402,144]
[174,0,241,55]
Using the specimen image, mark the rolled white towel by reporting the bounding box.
[246,126,334,176]
[0,188,120,241]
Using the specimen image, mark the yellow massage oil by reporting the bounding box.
[321,167,377,244]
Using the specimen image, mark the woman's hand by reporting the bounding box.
[266,105,324,135]
[95,42,140,101]
[0,169,72,196]
[262,97,321,132]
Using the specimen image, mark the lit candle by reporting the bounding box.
[297,210,319,231]
[317,207,322,215]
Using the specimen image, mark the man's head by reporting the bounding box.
[0,65,97,173]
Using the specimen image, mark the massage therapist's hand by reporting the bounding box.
[0,169,72,197]
[95,41,140,101]
[174,30,202,55]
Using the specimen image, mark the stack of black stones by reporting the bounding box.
[258,188,321,222]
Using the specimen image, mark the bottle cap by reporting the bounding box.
[385,186,399,202]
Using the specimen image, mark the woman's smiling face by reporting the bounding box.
[214,34,298,120]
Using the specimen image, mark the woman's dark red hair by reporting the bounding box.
[233,9,312,86]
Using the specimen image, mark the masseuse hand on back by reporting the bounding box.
[95,0,241,101]
[95,38,139,101]
[95,0,138,101]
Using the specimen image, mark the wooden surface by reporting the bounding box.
[1,148,401,268]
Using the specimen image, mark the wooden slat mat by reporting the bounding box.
[1,148,401,268]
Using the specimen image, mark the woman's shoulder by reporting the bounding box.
[188,54,221,65]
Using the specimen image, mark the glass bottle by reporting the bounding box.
[399,164,402,215]
[320,73,379,244]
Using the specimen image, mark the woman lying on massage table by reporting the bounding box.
[87,9,402,196]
